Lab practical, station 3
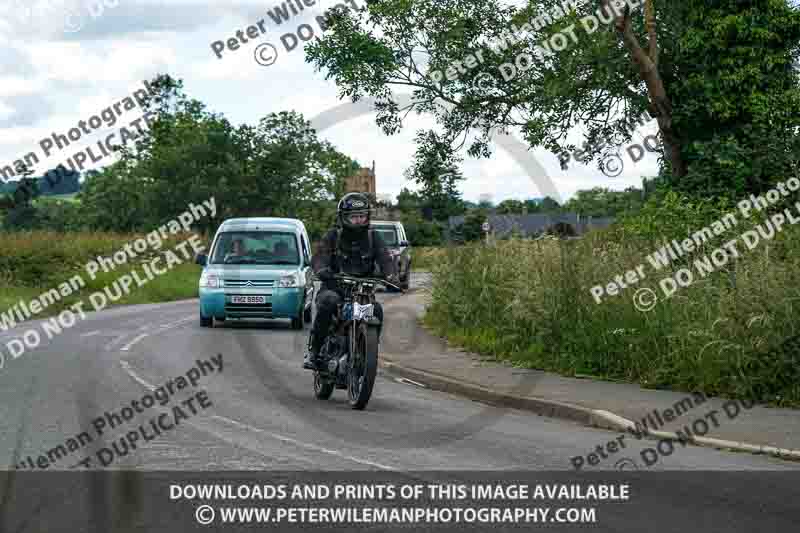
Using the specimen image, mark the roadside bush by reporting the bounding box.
[2,197,84,233]
[425,197,800,407]
[0,230,202,323]
[0,231,193,289]
[450,209,487,243]
[401,212,443,246]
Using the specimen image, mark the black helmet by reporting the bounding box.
[338,192,371,231]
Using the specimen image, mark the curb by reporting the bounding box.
[380,282,800,463]
[590,409,800,461]
[379,359,599,426]
[378,358,800,463]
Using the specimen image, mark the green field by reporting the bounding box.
[40,193,79,202]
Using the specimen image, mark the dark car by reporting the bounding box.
[371,220,412,291]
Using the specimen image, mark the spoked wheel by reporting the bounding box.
[347,324,379,410]
[313,371,335,400]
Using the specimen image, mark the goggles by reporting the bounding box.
[345,212,369,224]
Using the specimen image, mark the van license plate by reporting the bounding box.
[230,295,266,304]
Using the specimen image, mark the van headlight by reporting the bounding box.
[200,274,219,288]
[278,273,299,288]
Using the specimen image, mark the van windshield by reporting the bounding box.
[372,226,398,246]
[210,231,299,265]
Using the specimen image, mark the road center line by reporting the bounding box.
[211,415,397,471]
[395,377,428,388]
[120,333,149,351]
[158,315,195,331]
[120,360,155,390]
[119,359,397,471]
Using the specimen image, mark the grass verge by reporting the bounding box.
[423,218,800,407]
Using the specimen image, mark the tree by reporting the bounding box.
[1,164,38,230]
[404,130,466,220]
[39,164,80,195]
[401,210,444,246]
[307,0,800,198]
[74,74,361,235]
[396,187,423,213]
[453,209,489,243]
[539,196,561,212]
[496,199,526,214]
[563,186,644,216]
[77,165,151,232]
[477,196,494,209]
[523,199,543,213]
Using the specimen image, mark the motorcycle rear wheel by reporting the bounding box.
[348,324,379,409]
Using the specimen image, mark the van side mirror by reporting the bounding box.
[195,253,207,266]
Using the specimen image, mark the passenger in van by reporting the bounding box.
[273,241,292,260]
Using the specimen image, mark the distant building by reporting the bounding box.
[448,213,615,238]
[345,161,376,195]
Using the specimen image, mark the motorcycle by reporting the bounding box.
[308,274,402,409]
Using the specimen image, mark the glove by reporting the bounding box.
[316,267,334,280]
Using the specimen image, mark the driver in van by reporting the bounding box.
[224,238,247,262]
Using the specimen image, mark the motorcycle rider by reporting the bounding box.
[303,192,399,370]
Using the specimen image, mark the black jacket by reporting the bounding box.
[312,227,396,289]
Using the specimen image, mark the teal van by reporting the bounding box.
[195,218,315,329]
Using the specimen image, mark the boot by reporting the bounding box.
[303,345,320,370]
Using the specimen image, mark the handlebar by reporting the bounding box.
[312,273,404,292]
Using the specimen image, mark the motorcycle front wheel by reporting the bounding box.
[313,371,335,400]
[348,324,379,409]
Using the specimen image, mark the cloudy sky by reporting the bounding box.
[0,0,660,203]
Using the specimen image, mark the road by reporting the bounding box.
[0,273,798,531]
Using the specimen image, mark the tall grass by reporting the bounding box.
[425,218,800,407]
[412,247,447,271]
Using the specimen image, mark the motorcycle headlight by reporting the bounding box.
[200,274,219,288]
[277,273,299,288]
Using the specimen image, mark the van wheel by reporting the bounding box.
[401,263,411,291]
[291,316,303,330]
[200,315,213,328]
